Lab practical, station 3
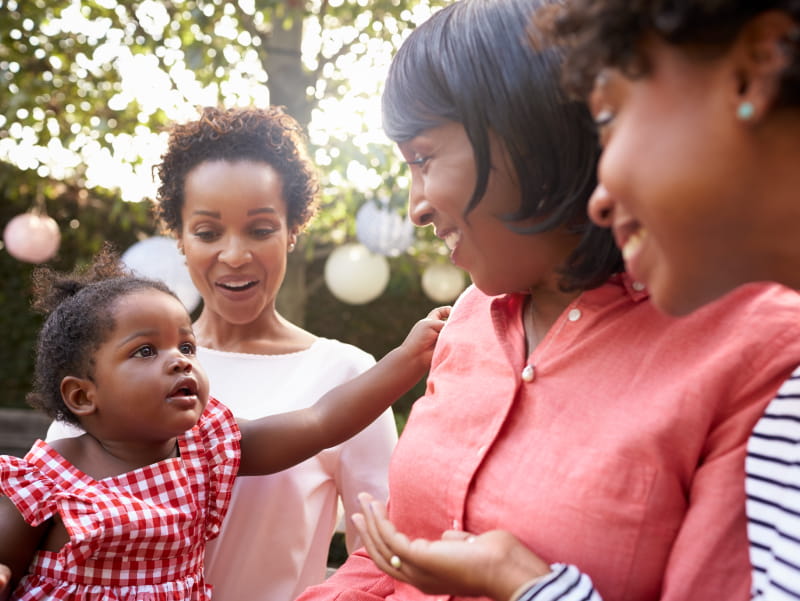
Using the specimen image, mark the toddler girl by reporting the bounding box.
[0,247,447,601]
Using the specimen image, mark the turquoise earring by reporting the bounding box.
[737,101,755,121]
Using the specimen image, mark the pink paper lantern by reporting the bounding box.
[3,212,61,263]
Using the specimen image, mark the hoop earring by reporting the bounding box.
[737,101,755,121]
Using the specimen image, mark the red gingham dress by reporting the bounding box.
[0,397,241,601]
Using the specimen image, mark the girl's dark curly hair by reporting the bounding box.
[27,244,177,426]
[155,106,319,234]
[536,1,800,102]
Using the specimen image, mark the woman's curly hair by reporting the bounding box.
[27,244,176,426]
[154,106,319,234]
[536,1,800,102]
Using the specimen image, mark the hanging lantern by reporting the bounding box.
[3,212,61,263]
[324,242,390,305]
[121,236,202,313]
[355,201,414,257]
[421,263,467,303]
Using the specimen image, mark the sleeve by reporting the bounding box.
[336,407,398,552]
[295,547,397,601]
[517,565,602,601]
[197,397,242,540]
[0,455,59,527]
[656,324,800,600]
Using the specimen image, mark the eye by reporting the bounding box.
[406,154,430,168]
[179,342,196,355]
[251,224,278,239]
[193,228,219,242]
[132,345,156,358]
[594,107,615,129]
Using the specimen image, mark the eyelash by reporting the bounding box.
[194,230,217,242]
[133,345,155,358]
[132,342,196,358]
[407,155,430,167]
[594,108,615,129]
[192,226,277,242]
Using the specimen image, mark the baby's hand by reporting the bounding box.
[400,306,450,369]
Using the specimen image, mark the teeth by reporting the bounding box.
[221,281,253,290]
[444,231,461,251]
[622,229,647,261]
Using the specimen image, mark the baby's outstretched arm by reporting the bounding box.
[238,306,450,475]
[0,496,47,601]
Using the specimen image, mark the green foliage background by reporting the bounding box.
[0,161,442,431]
[0,0,457,423]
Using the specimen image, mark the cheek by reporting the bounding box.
[182,240,214,268]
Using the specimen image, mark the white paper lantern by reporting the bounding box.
[421,263,467,303]
[122,236,202,313]
[355,201,415,257]
[324,243,390,305]
[3,212,61,263]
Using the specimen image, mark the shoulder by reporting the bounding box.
[712,281,800,313]
[312,338,376,367]
[687,282,800,340]
[444,284,495,324]
[196,397,241,441]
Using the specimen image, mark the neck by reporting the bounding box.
[86,433,179,476]
[193,308,311,354]
[524,285,581,354]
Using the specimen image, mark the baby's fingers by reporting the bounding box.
[427,306,451,321]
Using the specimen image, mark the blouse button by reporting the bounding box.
[632,281,646,291]
[568,308,582,322]
[521,365,535,382]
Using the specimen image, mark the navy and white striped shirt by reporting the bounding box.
[517,564,601,601]
[747,365,800,600]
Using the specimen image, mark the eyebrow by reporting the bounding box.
[190,207,278,219]
[118,325,195,346]
[118,329,158,347]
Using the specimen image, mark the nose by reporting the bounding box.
[167,353,192,374]
[587,183,614,228]
[218,235,252,268]
[408,177,434,227]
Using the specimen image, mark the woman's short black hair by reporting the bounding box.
[27,245,178,426]
[155,106,319,235]
[382,0,623,291]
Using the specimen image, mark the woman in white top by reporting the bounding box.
[49,105,397,601]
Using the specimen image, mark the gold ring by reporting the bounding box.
[390,554,402,569]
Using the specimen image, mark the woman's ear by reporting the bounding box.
[734,11,797,120]
[61,376,97,417]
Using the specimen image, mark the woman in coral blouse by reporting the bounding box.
[296,1,800,601]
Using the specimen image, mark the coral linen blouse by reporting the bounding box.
[297,276,800,601]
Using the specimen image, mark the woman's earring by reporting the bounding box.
[288,242,296,252]
[737,101,755,121]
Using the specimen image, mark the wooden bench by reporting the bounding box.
[0,408,51,457]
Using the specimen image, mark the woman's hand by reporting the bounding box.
[351,493,551,601]
[0,563,11,601]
